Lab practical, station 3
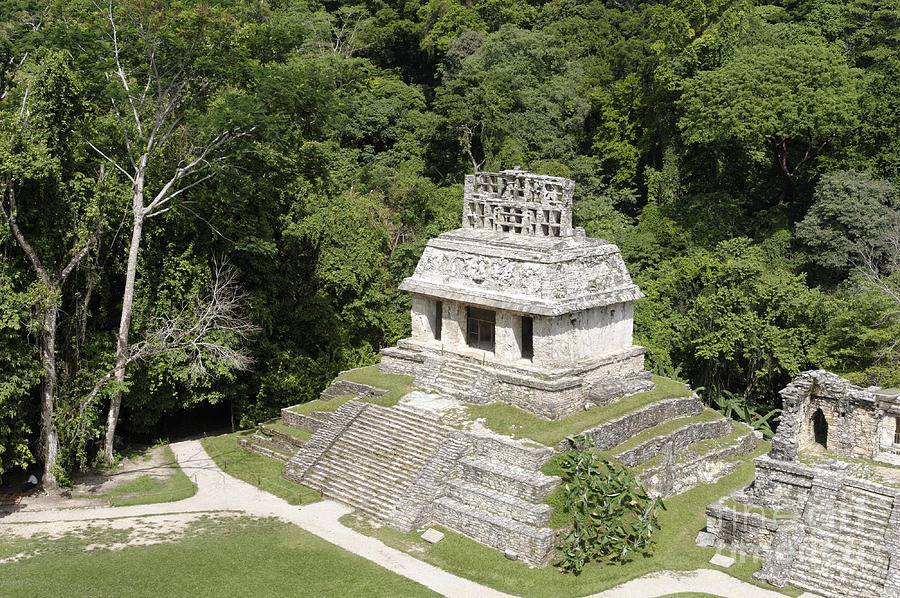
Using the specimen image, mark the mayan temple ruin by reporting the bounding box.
[232,169,762,567]
[704,370,900,598]
[379,169,654,419]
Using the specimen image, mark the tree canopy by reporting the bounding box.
[0,0,898,481]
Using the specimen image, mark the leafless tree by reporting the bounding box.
[87,2,245,463]
[0,4,50,100]
[855,217,900,306]
[458,123,485,173]
[78,262,256,419]
[309,6,371,58]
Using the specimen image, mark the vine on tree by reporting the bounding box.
[555,434,665,575]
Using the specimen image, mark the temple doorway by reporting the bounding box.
[813,408,828,448]
[466,306,495,352]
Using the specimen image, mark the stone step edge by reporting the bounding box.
[347,412,448,445]
[323,441,436,477]
[337,422,446,454]
[391,432,473,532]
[460,456,559,502]
[258,423,306,448]
[432,496,556,567]
[282,400,369,483]
[238,437,290,462]
[444,479,553,526]
[363,404,449,434]
[616,417,734,468]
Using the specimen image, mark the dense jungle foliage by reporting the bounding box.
[0,0,897,482]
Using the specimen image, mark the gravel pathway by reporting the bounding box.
[2,440,821,598]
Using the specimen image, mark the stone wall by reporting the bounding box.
[773,370,886,461]
[469,434,555,471]
[493,377,584,420]
[280,408,325,433]
[639,429,757,497]
[378,346,425,377]
[559,394,703,452]
[706,501,781,558]
[432,498,558,566]
[883,495,900,598]
[747,455,816,512]
[617,418,734,467]
[707,454,900,598]
[319,378,386,400]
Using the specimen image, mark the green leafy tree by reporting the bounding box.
[0,49,107,486]
[0,267,40,483]
[796,170,898,280]
[637,236,825,404]
[679,41,861,203]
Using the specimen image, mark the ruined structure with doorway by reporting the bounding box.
[239,170,759,568]
[704,370,900,598]
[379,169,654,419]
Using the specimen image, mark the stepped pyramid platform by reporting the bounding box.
[249,365,759,567]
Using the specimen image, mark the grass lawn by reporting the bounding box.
[465,376,692,446]
[0,515,438,598]
[286,366,417,415]
[287,393,356,416]
[341,440,802,598]
[201,431,321,506]
[263,420,312,442]
[336,365,416,407]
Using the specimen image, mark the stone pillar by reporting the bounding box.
[753,521,806,587]
[770,395,802,461]
[462,175,475,228]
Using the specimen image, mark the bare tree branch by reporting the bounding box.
[79,263,256,414]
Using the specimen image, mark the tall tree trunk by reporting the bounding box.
[39,303,59,488]
[102,179,144,464]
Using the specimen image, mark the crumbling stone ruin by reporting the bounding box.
[771,369,900,464]
[380,169,654,420]
[704,370,900,598]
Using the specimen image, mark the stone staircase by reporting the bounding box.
[284,402,451,522]
[281,395,561,565]
[420,358,496,402]
[424,359,480,396]
[789,483,895,598]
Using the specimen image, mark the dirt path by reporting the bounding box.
[1,440,821,598]
[2,444,181,510]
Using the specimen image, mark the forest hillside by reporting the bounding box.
[0,0,897,484]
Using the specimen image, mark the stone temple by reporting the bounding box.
[380,169,654,419]
[265,169,755,568]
